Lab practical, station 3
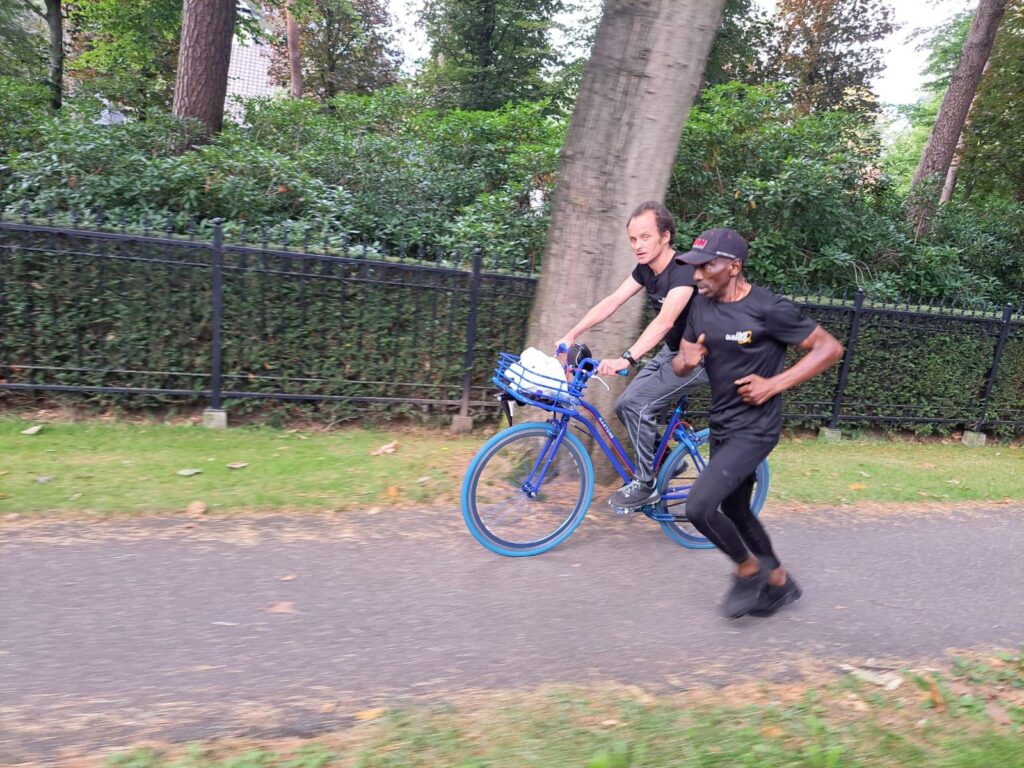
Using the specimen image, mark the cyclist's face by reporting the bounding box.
[627,211,671,265]
[693,256,740,299]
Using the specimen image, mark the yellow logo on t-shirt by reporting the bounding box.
[725,330,752,345]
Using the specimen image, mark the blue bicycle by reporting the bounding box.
[461,346,769,557]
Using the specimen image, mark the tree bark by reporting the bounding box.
[172,0,238,137]
[908,0,1006,236]
[940,58,991,204]
[286,0,303,99]
[526,0,725,480]
[44,0,63,110]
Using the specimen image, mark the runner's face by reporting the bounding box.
[693,257,739,299]
[627,211,671,266]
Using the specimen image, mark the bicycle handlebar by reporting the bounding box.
[555,343,630,377]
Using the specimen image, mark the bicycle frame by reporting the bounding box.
[523,387,706,522]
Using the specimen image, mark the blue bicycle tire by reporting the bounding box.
[461,422,595,557]
[656,428,770,550]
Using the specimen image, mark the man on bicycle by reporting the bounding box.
[673,228,844,618]
[556,201,707,512]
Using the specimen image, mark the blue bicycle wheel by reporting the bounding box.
[656,428,770,550]
[461,422,595,557]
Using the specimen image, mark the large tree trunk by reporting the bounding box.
[286,0,303,99]
[526,0,725,480]
[940,58,991,204]
[44,0,63,110]
[172,0,238,137]
[907,0,1006,236]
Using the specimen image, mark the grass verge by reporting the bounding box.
[98,649,1024,767]
[1,417,1022,516]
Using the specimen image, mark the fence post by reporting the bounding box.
[452,247,483,433]
[826,289,865,431]
[204,219,227,429]
[973,303,1014,434]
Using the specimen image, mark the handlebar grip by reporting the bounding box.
[617,368,629,377]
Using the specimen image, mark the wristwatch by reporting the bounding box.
[621,350,639,368]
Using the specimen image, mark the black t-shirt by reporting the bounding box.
[683,285,817,438]
[631,256,697,351]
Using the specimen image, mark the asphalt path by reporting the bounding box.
[2,503,1023,763]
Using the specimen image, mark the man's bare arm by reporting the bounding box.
[556,276,643,349]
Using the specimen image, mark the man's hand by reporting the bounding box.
[734,374,778,406]
[672,334,706,376]
[554,337,574,356]
[598,356,631,377]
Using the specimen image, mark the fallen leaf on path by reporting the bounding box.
[370,441,398,456]
[266,601,297,614]
[227,462,249,470]
[279,574,297,582]
[847,483,866,491]
[416,476,432,484]
[186,500,208,515]
[354,708,385,721]
[320,702,338,714]
[946,479,962,485]
[386,485,400,498]
[925,676,946,711]
[857,470,871,477]
[177,468,203,477]
[20,425,43,435]
[760,726,785,738]
[35,476,53,484]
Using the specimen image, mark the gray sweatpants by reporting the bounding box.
[613,344,708,482]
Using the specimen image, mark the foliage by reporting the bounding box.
[0,87,564,267]
[418,0,567,110]
[959,0,1024,203]
[0,1,45,80]
[263,0,401,100]
[669,83,1023,304]
[65,0,183,113]
[769,0,897,113]
[703,0,777,88]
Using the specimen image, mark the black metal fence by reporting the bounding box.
[0,215,534,419]
[2,213,1023,433]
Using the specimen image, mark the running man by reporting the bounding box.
[673,228,844,618]
[556,201,707,512]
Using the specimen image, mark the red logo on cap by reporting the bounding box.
[693,237,708,249]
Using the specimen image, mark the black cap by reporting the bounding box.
[676,228,748,266]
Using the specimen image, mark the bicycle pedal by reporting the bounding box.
[610,504,633,516]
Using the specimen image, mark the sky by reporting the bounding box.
[387,0,977,106]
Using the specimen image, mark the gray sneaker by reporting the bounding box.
[609,478,660,510]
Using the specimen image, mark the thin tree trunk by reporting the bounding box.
[526,0,725,480]
[172,0,238,138]
[286,0,303,99]
[908,0,1006,236]
[940,59,991,204]
[44,0,63,110]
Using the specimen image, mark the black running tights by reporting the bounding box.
[685,433,781,569]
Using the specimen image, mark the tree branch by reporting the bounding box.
[19,0,47,20]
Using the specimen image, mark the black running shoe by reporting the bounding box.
[608,478,660,510]
[749,577,802,617]
[722,568,770,618]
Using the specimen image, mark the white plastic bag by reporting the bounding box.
[505,347,568,400]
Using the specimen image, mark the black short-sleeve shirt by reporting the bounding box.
[683,285,817,438]
[631,256,697,351]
